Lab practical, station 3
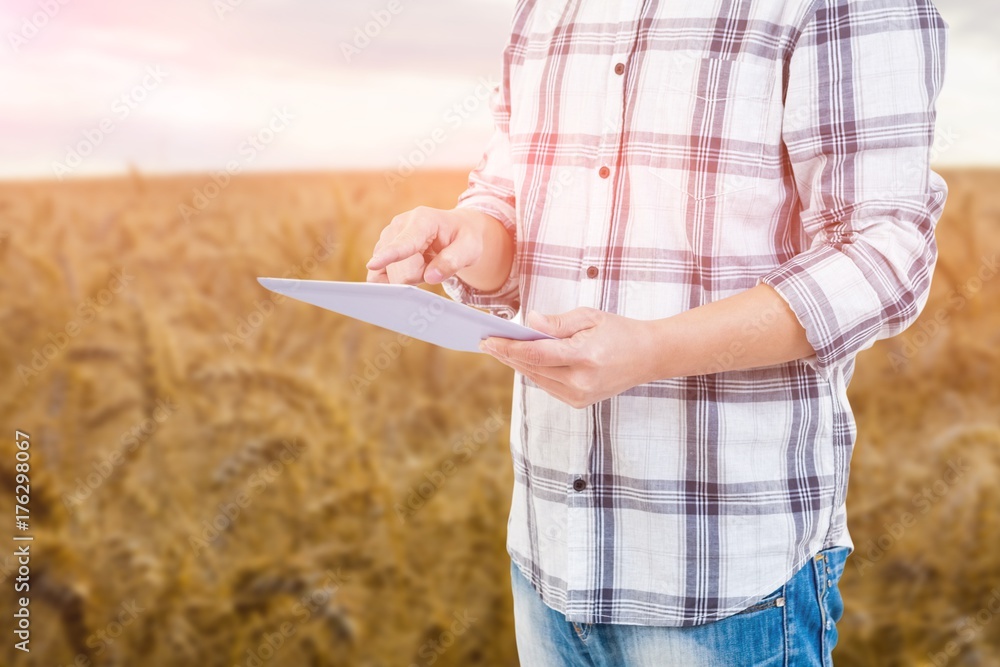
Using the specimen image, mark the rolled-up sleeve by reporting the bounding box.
[758,0,949,380]
[440,35,521,319]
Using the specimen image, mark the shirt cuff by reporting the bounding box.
[440,259,520,320]
[456,194,516,237]
[757,243,884,381]
[440,197,520,319]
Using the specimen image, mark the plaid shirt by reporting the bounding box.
[442,0,948,626]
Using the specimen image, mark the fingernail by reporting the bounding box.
[425,268,442,283]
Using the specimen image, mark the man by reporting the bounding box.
[367,0,948,664]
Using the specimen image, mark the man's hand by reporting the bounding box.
[479,308,658,409]
[480,284,817,409]
[366,207,513,291]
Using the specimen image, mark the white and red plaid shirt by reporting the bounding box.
[442,0,948,626]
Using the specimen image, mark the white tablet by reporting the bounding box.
[257,277,555,353]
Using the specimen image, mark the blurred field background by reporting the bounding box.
[0,167,998,667]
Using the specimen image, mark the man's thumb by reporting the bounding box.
[424,235,477,284]
[526,308,598,338]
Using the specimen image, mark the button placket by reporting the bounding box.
[563,27,632,609]
[582,45,627,311]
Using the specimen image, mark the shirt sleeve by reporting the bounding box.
[757,0,950,380]
[440,36,520,320]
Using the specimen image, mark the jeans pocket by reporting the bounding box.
[736,583,786,615]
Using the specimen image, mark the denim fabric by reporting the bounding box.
[511,546,851,666]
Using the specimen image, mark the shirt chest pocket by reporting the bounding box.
[645,54,781,219]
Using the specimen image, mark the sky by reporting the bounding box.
[0,0,996,180]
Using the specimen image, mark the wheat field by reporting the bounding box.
[0,169,997,667]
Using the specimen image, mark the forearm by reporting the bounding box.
[647,284,815,380]
[451,208,515,293]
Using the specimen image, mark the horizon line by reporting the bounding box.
[0,164,993,186]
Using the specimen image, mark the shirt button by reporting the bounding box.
[572,478,587,492]
[614,63,625,76]
[598,166,611,179]
[586,266,599,279]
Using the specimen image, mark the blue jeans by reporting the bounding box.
[511,546,851,666]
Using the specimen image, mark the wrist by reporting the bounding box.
[448,206,488,234]
[452,208,514,292]
[642,317,680,383]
